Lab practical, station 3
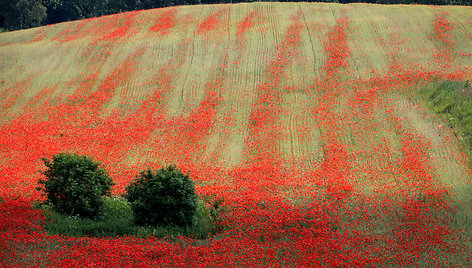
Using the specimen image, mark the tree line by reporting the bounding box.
[0,0,470,31]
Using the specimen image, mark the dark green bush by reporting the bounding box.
[38,152,114,219]
[124,165,198,228]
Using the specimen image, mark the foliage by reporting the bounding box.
[44,0,106,24]
[39,196,136,237]
[416,79,472,165]
[38,195,216,239]
[38,152,114,219]
[0,0,47,30]
[124,166,198,228]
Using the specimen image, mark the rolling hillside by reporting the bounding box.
[1,2,472,266]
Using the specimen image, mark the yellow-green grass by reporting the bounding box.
[1,1,471,192]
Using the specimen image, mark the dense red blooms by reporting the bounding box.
[1,4,471,266]
[431,12,455,68]
[197,9,226,34]
[150,8,177,35]
[323,15,351,76]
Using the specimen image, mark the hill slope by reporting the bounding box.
[1,2,472,266]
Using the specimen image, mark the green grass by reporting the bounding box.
[407,78,472,251]
[37,196,221,240]
[414,79,472,166]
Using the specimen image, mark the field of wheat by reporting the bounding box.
[1,2,472,266]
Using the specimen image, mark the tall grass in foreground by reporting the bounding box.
[414,79,472,166]
[38,196,217,240]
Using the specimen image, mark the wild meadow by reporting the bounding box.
[0,2,471,266]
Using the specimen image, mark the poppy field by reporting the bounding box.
[1,2,472,266]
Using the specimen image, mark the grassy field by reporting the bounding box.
[1,2,472,266]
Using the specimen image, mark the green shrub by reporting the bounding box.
[205,196,228,235]
[38,152,114,219]
[36,161,222,239]
[124,165,198,228]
